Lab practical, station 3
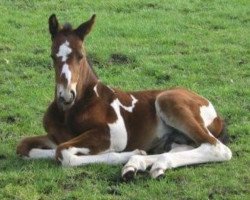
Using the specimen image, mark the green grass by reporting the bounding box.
[0,0,249,199]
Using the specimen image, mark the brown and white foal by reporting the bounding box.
[16,14,232,179]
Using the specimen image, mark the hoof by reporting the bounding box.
[150,168,165,179]
[122,166,136,181]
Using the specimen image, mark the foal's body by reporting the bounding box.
[17,14,232,179]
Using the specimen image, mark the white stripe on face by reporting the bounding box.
[61,63,72,85]
[56,40,73,85]
[56,40,72,62]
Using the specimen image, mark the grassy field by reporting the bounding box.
[0,0,249,199]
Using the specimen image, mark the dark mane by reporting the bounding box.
[60,23,73,34]
[63,23,72,30]
[86,56,99,78]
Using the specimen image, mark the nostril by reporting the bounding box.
[59,96,65,103]
[70,90,76,100]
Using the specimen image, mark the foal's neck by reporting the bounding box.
[76,56,99,101]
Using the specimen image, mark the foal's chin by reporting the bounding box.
[58,101,75,111]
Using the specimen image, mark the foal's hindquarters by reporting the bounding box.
[122,88,232,179]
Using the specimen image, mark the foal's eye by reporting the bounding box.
[76,53,83,61]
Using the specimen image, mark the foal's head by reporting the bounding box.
[48,14,96,110]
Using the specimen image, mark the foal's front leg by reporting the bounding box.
[56,128,146,167]
[16,102,70,159]
[16,135,56,159]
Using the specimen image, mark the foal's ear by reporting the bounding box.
[49,14,60,39]
[74,14,96,40]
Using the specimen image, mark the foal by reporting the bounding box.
[17,14,232,179]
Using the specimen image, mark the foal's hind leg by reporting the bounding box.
[123,89,232,179]
[122,143,194,180]
[16,135,57,159]
[151,90,232,178]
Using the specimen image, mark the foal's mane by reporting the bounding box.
[60,23,73,34]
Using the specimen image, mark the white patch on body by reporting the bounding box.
[28,149,56,159]
[67,147,90,155]
[200,101,217,127]
[93,84,99,97]
[200,101,218,137]
[56,40,72,62]
[108,96,138,152]
[61,64,72,85]
[120,95,138,113]
[169,143,194,153]
[108,99,128,152]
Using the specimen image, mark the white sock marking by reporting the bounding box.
[28,149,56,159]
[60,150,144,167]
[169,143,194,153]
[123,141,232,178]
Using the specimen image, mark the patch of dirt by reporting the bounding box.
[238,59,247,66]
[0,45,12,52]
[106,186,122,196]
[208,187,248,199]
[0,154,7,160]
[145,3,158,9]
[70,171,92,181]
[33,47,46,55]
[109,53,135,65]
[87,53,102,66]
[156,74,171,85]
[6,116,16,124]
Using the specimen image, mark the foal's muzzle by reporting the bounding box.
[57,84,77,109]
[59,90,75,105]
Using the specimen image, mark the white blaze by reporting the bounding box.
[56,40,72,62]
[61,64,72,84]
[56,40,72,85]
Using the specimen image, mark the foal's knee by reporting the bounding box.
[16,138,31,157]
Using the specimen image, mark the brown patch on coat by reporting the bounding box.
[208,116,223,138]
[16,135,53,157]
[55,125,110,161]
[156,88,217,145]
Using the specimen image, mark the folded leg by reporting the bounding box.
[122,143,194,180]
[60,148,146,167]
[16,135,57,159]
[150,140,232,178]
